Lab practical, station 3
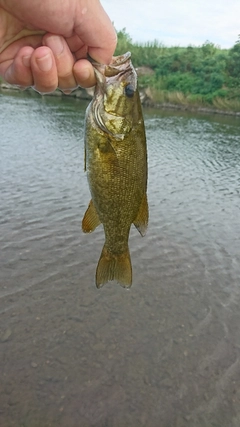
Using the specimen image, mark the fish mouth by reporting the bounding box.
[90,51,137,140]
[88,52,133,79]
[88,52,131,68]
[107,52,132,67]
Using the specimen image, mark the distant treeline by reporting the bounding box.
[115,29,240,111]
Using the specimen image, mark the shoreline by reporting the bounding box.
[1,82,240,117]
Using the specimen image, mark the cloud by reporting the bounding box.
[101,0,240,48]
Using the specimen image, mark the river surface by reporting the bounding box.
[0,90,240,427]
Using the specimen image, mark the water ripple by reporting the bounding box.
[1,93,240,426]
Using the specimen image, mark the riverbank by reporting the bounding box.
[1,80,240,117]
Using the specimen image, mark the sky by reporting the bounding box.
[101,0,240,49]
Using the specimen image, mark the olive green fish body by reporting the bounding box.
[83,52,148,288]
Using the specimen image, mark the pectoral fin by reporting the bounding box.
[82,200,101,233]
[133,193,148,236]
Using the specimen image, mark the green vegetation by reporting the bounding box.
[1,30,240,112]
[115,29,240,111]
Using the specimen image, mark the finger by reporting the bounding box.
[0,35,43,84]
[73,59,96,88]
[75,1,117,64]
[1,46,34,86]
[0,34,43,58]
[65,34,85,55]
[0,30,45,54]
[30,46,58,93]
[43,34,77,91]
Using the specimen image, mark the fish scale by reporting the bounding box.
[82,52,148,288]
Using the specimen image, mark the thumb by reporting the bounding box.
[74,1,117,64]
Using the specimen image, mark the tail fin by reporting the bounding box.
[96,245,132,288]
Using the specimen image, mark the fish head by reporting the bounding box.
[91,52,139,141]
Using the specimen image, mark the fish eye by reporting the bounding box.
[125,84,135,98]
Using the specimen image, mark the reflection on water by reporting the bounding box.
[1,91,240,427]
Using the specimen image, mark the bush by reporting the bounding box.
[114,29,240,109]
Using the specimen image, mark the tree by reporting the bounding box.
[115,28,132,55]
[227,41,240,78]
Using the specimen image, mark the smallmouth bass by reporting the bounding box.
[82,52,148,288]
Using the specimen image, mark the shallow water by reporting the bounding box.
[0,90,240,427]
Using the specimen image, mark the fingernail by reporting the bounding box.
[45,36,64,56]
[36,54,53,72]
[22,55,31,68]
[4,66,13,83]
[60,86,79,95]
[14,84,27,91]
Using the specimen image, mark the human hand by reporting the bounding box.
[0,0,117,93]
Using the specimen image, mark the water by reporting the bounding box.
[0,90,240,427]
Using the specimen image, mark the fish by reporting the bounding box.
[82,52,148,288]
